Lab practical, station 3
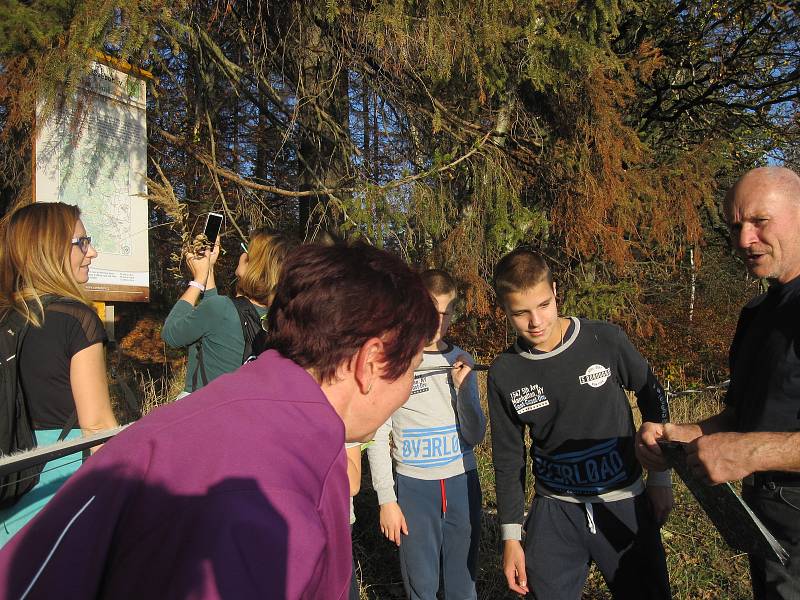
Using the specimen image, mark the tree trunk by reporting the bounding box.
[296,7,350,232]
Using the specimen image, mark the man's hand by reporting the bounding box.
[637,421,705,471]
[686,432,754,484]
[636,422,669,471]
[379,502,408,546]
[451,353,474,390]
[645,485,673,527]
[502,539,529,596]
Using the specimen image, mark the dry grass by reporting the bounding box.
[108,359,186,423]
[353,375,751,599]
[137,362,187,415]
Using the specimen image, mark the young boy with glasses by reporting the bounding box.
[367,269,486,599]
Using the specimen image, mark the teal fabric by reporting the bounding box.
[162,289,267,393]
[0,428,83,547]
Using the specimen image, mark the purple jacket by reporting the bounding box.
[0,350,351,599]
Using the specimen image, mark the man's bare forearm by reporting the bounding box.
[660,409,734,443]
[740,431,800,474]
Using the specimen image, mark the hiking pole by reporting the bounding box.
[0,425,128,478]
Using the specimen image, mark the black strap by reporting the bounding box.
[108,344,140,417]
[13,298,80,445]
[191,341,208,392]
[232,296,264,363]
[57,410,77,442]
[114,374,139,415]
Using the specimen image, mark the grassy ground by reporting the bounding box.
[352,375,752,599]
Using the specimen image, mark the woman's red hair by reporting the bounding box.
[266,242,438,383]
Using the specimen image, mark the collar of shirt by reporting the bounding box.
[520,318,576,355]
[768,273,800,304]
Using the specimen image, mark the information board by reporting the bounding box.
[34,59,149,302]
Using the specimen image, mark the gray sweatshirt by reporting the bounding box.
[368,343,487,505]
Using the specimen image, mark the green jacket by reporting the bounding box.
[162,288,267,392]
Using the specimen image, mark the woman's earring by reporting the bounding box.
[366,382,373,394]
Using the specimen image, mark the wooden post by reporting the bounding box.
[104,303,115,343]
[92,301,115,342]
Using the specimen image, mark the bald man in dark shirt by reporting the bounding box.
[637,166,800,600]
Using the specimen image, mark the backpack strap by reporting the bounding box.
[191,341,209,392]
[233,296,266,364]
[108,345,140,418]
[231,296,265,363]
[0,309,39,505]
[57,410,78,442]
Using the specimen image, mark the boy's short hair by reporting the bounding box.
[493,249,553,301]
[420,269,457,296]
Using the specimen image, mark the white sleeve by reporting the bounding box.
[366,416,396,505]
[455,367,486,447]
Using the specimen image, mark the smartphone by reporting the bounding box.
[203,212,224,246]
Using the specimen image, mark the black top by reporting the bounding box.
[488,318,668,527]
[19,300,107,429]
[725,275,800,435]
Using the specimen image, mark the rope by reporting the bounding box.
[0,457,85,490]
[664,380,730,399]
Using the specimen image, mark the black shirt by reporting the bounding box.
[725,276,800,434]
[20,300,107,429]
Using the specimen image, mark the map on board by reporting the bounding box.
[35,60,149,301]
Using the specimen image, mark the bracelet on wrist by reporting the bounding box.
[188,280,205,292]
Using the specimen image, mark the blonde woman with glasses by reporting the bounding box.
[0,202,117,546]
[163,227,297,398]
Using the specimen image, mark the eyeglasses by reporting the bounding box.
[71,236,93,254]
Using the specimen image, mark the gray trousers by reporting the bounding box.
[523,494,670,600]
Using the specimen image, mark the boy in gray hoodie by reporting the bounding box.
[367,269,486,599]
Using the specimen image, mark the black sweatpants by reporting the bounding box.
[743,483,800,600]
[523,494,670,600]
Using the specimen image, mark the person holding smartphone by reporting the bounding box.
[162,223,297,398]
